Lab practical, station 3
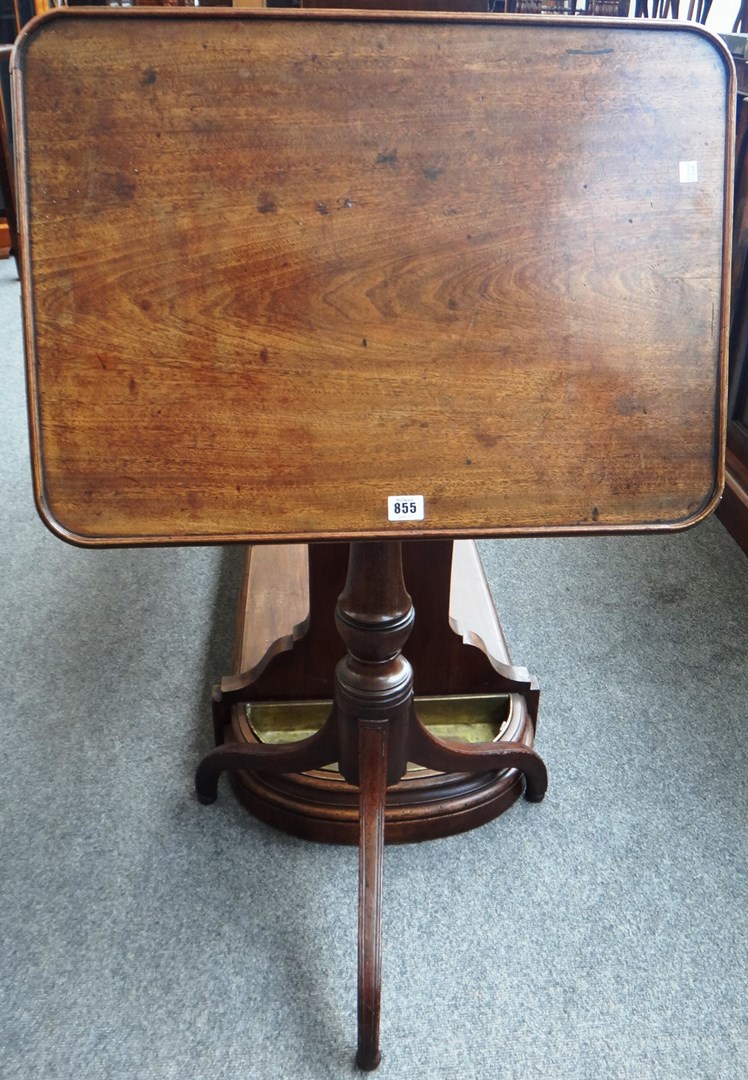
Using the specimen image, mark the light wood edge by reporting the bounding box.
[450,540,511,662]
[449,540,537,688]
[12,10,735,549]
[11,36,46,549]
[719,39,739,524]
[229,544,310,684]
[21,505,734,552]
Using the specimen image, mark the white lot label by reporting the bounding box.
[679,160,698,183]
[388,495,425,521]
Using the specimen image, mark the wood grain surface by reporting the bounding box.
[15,10,734,545]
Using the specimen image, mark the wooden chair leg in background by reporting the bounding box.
[0,45,18,270]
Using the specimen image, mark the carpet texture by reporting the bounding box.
[1,258,747,1079]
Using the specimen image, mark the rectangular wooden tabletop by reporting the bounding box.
[15,10,733,545]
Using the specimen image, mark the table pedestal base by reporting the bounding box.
[212,539,542,843]
[197,538,546,1068]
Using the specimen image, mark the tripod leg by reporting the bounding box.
[195,712,338,805]
[407,702,548,803]
[357,718,388,1071]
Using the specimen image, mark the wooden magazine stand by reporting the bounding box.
[16,10,732,1068]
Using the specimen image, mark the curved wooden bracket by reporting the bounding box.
[406,706,548,804]
[195,711,338,805]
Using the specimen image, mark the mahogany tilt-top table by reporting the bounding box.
[15,9,732,1068]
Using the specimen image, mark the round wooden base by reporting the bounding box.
[225,694,534,845]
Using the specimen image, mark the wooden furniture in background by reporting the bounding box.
[15,9,732,1068]
[0,0,15,45]
[0,44,17,263]
[301,0,489,10]
[718,35,748,554]
[12,0,44,35]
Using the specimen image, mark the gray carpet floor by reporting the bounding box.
[2,255,747,1079]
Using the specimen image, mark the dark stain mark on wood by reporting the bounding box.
[465,458,473,466]
[611,476,640,496]
[128,376,137,396]
[591,506,600,521]
[114,175,137,201]
[258,195,277,214]
[616,395,648,416]
[316,202,329,215]
[448,298,458,310]
[141,68,157,86]
[375,149,398,167]
[476,432,498,448]
[362,338,367,348]
[423,167,444,182]
[259,348,269,363]
[139,298,152,312]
